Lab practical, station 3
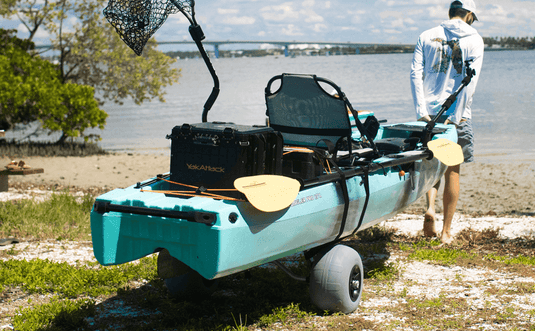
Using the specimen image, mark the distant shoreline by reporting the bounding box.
[165,46,533,59]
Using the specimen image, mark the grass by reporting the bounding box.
[13,297,96,331]
[0,256,158,297]
[408,246,476,265]
[1,193,535,330]
[485,252,535,265]
[0,190,94,241]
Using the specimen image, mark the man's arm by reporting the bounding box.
[410,36,429,121]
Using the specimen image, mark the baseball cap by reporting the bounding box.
[451,0,478,21]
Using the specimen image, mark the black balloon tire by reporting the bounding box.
[309,244,364,314]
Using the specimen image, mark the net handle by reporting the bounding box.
[169,0,197,26]
[169,0,220,122]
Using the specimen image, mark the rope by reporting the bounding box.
[283,146,315,155]
[140,178,244,202]
[161,177,239,192]
[324,158,333,174]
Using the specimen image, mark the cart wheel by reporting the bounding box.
[309,244,363,314]
[165,270,219,298]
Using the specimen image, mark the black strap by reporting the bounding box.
[352,168,370,236]
[331,160,350,241]
[314,137,352,163]
[315,138,336,155]
[342,95,379,155]
[309,139,353,240]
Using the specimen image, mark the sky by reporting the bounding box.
[2,0,535,49]
[157,0,535,45]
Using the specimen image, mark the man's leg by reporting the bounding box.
[441,164,460,244]
[423,181,441,237]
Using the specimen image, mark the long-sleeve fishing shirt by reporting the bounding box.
[410,19,484,125]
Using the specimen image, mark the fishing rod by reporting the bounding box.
[421,60,476,146]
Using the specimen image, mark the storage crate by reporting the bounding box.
[168,122,283,198]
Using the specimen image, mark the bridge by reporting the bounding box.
[156,40,414,58]
[35,40,414,58]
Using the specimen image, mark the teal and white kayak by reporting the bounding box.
[94,0,471,314]
[91,121,454,280]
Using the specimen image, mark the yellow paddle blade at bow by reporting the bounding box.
[234,175,301,212]
[428,138,464,167]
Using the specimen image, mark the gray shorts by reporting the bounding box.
[457,119,474,163]
[436,116,474,163]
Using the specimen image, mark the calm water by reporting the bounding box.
[16,50,535,162]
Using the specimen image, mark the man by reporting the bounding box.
[410,0,484,244]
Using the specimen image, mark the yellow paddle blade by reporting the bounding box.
[428,138,464,166]
[234,175,301,212]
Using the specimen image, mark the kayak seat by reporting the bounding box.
[265,73,355,153]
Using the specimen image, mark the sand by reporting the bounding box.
[1,154,534,216]
[0,153,170,191]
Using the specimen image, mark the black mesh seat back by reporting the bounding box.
[266,74,352,147]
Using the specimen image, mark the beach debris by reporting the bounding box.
[4,160,32,170]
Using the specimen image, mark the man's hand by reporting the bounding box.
[444,119,459,126]
[418,116,456,126]
[418,115,432,123]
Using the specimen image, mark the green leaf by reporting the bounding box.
[1,0,180,142]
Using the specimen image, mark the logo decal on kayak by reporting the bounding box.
[186,164,225,173]
[291,193,322,207]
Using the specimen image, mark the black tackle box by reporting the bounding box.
[282,147,323,180]
[168,122,283,197]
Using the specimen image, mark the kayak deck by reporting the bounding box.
[91,122,455,280]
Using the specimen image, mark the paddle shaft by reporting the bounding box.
[422,60,476,146]
[302,149,433,188]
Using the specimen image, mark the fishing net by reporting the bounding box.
[103,0,194,55]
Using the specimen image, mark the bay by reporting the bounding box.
[27,50,535,163]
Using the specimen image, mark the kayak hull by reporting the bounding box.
[91,122,454,280]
